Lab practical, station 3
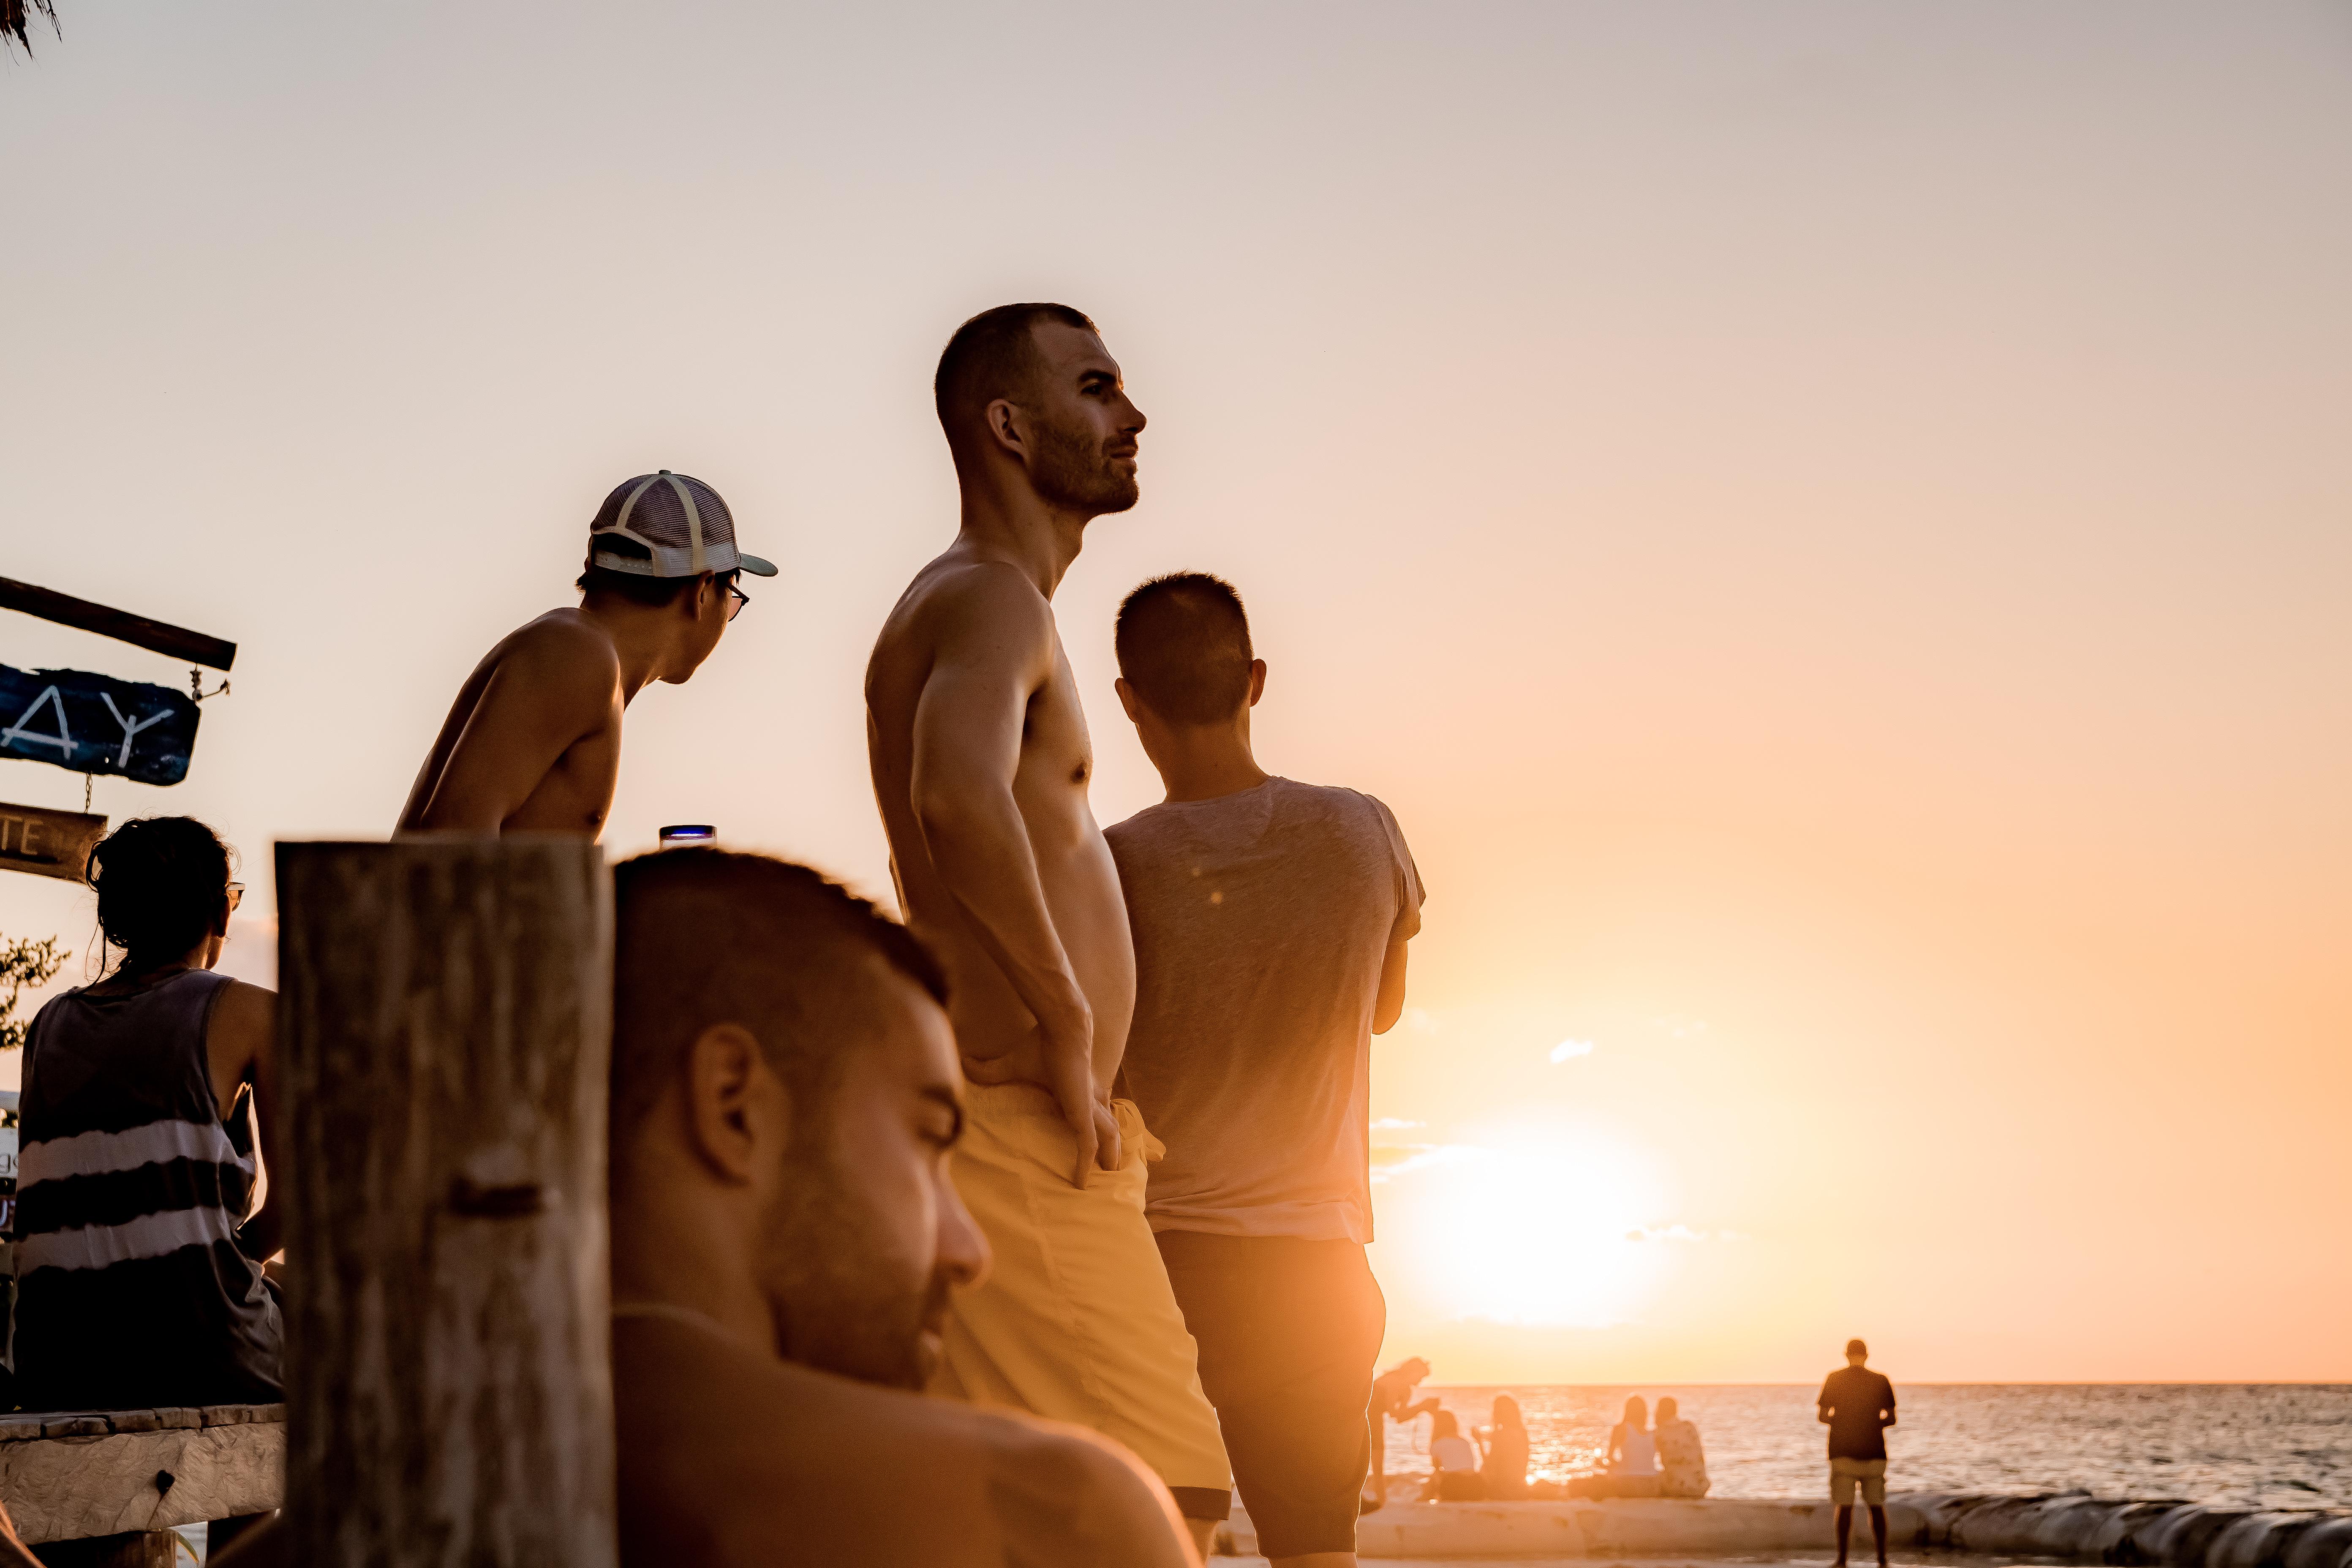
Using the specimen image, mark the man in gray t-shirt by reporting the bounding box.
[1106,572,1424,1563]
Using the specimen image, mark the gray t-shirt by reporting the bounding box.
[1107,776,1424,1243]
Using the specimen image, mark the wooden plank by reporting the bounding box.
[275,837,616,1568]
[0,801,105,883]
[0,1417,283,1543]
[0,577,234,672]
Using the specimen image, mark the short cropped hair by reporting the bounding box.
[1847,1338,1869,1356]
[1114,572,1254,724]
[610,849,947,1148]
[934,302,1097,443]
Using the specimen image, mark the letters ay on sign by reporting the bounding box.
[0,664,201,786]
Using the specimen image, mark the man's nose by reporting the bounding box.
[937,1177,991,1290]
[1120,394,1146,433]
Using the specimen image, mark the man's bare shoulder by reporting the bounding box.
[878,555,1055,659]
[616,1322,1191,1567]
[961,1405,1196,1568]
[482,608,623,689]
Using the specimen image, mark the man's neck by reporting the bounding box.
[954,469,1092,599]
[577,601,676,701]
[1154,721,1269,803]
[609,1190,779,1358]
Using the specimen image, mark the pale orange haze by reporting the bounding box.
[2,3,2345,1384]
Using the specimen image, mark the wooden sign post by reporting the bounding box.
[275,838,617,1568]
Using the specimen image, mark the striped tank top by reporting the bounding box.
[14,968,282,1411]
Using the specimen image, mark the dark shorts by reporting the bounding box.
[1156,1231,1387,1559]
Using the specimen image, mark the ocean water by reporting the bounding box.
[1394,1385,2351,1512]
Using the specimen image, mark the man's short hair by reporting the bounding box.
[610,849,947,1149]
[934,302,1097,442]
[1846,1338,1869,1357]
[1115,572,1254,724]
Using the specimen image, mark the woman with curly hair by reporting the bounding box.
[13,816,284,1415]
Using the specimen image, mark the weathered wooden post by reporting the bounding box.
[274,838,615,1568]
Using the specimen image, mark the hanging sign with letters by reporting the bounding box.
[0,802,106,882]
[0,664,200,786]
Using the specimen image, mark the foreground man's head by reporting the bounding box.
[610,847,984,1387]
[608,849,1198,1568]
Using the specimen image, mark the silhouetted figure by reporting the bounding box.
[1367,1358,1442,1506]
[1819,1338,1897,1568]
[1476,1394,1531,1500]
[1655,1395,1711,1498]
[1425,1409,1486,1502]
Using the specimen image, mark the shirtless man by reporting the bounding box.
[397,469,771,835]
[609,849,1195,1568]
[865,304,1233,1547]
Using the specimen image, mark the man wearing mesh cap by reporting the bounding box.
[399,470,773,837]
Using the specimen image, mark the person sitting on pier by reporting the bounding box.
[1655,1396,1710,1498]
[604,848,1198,1568]
[1423,1410,1485,1502]
[1475,1394,1531,1500]
[1568,1395,1661,1498]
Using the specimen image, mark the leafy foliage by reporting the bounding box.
[3,0,59,54]
[1,934,68,1054]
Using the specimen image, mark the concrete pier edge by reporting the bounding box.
[1213,1492,2352,1564]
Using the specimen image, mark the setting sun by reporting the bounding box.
[1376,1134,1672,1331]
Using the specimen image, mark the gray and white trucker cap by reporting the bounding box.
[586,470,777,580]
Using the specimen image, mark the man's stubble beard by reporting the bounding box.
[759,1154,951,1392]
[1030,411,1139,516]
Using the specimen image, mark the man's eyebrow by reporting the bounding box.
[920,1084,965,1143]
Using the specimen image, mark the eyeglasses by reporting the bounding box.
[723,574,749,622]
[226,883,245,914]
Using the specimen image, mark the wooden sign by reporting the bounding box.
[1,664,199,785]
[0,802,106,882]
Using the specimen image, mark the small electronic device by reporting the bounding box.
[657,824,717,848]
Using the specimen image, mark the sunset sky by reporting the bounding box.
[4,3,2346,1384]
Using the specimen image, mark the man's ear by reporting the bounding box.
[1114,677,1142,724]
[1247,658,1267,708]
[983,398,1029,463]
[683,1024,786,1186]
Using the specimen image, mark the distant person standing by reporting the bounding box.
[1819,1339,1897,1568]
[1105,573,1426,1564]
[1655,1396,1710,1498]
[399,470,770,835]
[1366,1359,1442,1511]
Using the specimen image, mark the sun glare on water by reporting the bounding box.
[1378,1136,1671,1329]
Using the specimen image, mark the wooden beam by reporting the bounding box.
[0,1405,284,1544]
[274,838,616,1568]
[0,577,236,672]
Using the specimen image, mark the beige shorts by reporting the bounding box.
[931,1083,1232,1517]
[1830,1457,1888,1506]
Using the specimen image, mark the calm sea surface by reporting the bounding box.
[1399,1386,2351,1512]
